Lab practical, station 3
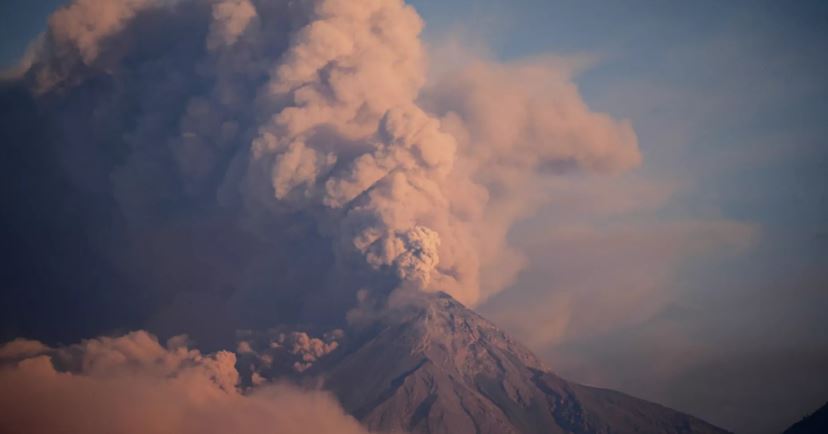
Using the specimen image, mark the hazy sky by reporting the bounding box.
[1,1,826,433]
[410,1,828,433]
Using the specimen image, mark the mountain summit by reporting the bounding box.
[321,292,727,434]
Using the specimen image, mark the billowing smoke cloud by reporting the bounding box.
[0,0,639,344]
[244,0,458,297]
[0,331,373,434]
[50,0,159,62]
[0,0,642,431]
[423,56,641,301]
[207,0,258,50]
[236,327,343,376]
[26,0,161,90]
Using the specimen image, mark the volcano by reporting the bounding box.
[309,292,729,434]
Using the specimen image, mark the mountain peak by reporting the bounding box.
[322,292,728,434]
[404,291,548,373]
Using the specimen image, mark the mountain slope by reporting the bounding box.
[323,292,728,434]
[783,402,828,434]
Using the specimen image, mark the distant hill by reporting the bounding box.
[783,402,828,434]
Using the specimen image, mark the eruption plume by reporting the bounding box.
[1,0,638,342]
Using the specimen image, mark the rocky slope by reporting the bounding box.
[319,292,728,434]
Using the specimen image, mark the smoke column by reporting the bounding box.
[0,0,639,347]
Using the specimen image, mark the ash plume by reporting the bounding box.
[0,0,639,345]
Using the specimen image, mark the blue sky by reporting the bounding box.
[2,1,826,432]
[0,0,65,68]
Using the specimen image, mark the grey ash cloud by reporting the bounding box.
[0,0,639,348]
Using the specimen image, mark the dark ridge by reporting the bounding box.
[783,402,828,434]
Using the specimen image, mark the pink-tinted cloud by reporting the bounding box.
[421,55,641,303]
[207,0,258,50]
[48,0,160,63]
[7,0,641,333]
[478,168,757,351]
[0,331,374,434]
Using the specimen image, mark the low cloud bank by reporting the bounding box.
[0,331,373,434]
